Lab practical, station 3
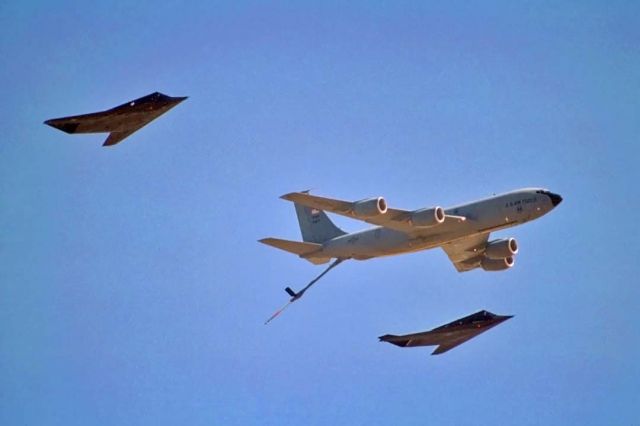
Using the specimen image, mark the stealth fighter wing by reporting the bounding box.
[44,92,187,146]
[379,310,512,355]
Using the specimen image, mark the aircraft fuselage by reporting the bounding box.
[316,188,560,260]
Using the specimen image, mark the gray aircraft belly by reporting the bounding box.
[322,227,413,258]
[322,221,488,260]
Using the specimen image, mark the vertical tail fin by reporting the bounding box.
[293,199,346,243]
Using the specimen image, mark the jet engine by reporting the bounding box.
[409,207,445,227]
[484,238,518,259]
[481,256,515,271]
[352,197,387,217]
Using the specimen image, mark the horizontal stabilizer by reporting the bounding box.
[259,238,322,257]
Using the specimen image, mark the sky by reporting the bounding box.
[1,1,639,425]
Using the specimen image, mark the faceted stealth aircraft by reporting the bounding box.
[261,188,562,323]
[379,310,513,355]
[44,92,187,146]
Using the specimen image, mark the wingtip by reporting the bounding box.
[43,119,57,129]
[280,192,295,200]
[280,189,312,200]
[43,119,79,134]
[378,335,397,343]
[431,345,450,355]
[103,129,138,146]
[102,134,121,147]
[378,335,409,347]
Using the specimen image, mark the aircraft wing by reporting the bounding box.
[381,332,487,355]
[281,192,465,234]
[102,126,143,146]
[441,233,489,272]
[431,334,477,355]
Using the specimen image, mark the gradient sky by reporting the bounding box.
[1,1,639,425]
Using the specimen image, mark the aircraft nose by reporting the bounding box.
[548,192,563,207]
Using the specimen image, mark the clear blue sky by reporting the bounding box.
[1,1,639,425]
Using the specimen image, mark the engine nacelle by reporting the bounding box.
[481,256,515,271]
[484,238,518,259]
[409,207,445,227]
[352,197,387,218]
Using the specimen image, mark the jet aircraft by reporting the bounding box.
[261,188,562,323]
[379,310,512,355]
[44,92,187,146]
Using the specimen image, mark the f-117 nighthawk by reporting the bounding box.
[380,310,513,355]
[44,92,187,146]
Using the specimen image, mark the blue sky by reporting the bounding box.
[1,1,639,424]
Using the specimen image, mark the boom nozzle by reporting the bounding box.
[264,258,345,325]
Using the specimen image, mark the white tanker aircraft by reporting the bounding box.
[261,188,562,323]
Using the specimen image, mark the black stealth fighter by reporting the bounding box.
[44,92,187,147]
[379,310,512,355]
